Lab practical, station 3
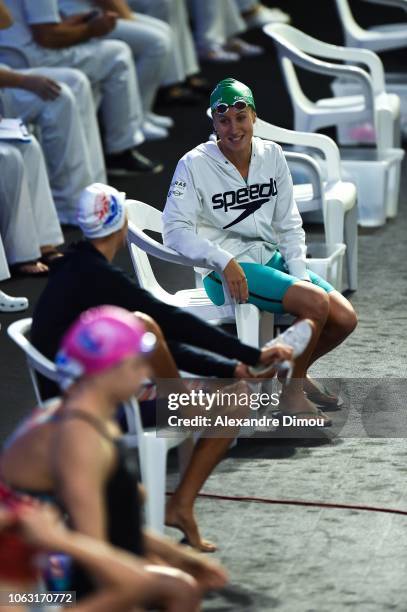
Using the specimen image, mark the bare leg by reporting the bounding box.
[166,436,233,552]
[134,313,243,550]
[301,291,357,403]
[306,290,357,365]
[280,286,357,411]
[279,282,330,417]
[166,380,249,552]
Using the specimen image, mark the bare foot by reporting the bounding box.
[304,376,339,407]
[166,500,217,553]
[279,392,332,426]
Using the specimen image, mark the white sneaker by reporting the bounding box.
[267,319,313,358]
[0,289,29,312]
[245,5,291,29]
[249,319,313,376]
[141,120,169,141]
[147,112,174,129]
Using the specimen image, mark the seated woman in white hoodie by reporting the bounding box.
[163,78,358,422]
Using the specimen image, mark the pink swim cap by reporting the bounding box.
[56,306,155,388]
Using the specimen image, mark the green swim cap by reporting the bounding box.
[210,78,256,113]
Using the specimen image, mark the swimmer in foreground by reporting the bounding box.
[0,496,202,612]
[0,306,227,606]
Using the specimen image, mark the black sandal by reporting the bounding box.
[10,260,49,278]
[39,249,64,267]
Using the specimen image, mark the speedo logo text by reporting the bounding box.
[212,178,277,229]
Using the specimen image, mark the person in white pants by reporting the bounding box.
[128,0,205,104]
[58,0,174,136]
[0,65,106,224]
[0,0,162,174]
[188,0,263,62]
[0,236,28,312]
[0,139,64,277]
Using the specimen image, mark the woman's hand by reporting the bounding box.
[259,344,293,367]
[20,74,61,100]
[223,259,249,303]
[16,503,67,549]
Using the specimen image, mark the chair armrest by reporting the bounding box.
[253,118,342,184]
[284,151,323,202]
[127,222,235,305]
[127,222,212,270]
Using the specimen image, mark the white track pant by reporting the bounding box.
[105,14,172,114]
[189,0,246,50]
[26,39,144,153]
[234,0,257,11]
[129,0,199,84]
[1,67,106,224]
[0,235,9,281]
[0,139,63,265]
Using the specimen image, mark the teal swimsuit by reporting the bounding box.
[204,251,334,314]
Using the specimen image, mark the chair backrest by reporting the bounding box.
[334,0,367,44]
[253,117,343,185]
[126,199,165,295]
[335,0,407,51]
[264,23,377,112]
[7,318,59,406]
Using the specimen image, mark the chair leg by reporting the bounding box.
[344,204,358,291]
[140,437,168,534]
[235,303,260,347]
[259,311,275,345]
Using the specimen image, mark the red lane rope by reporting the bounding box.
[167,491,407,516]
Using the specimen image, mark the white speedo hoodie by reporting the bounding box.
[163,137,309,280]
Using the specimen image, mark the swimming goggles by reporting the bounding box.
[213,100,249,114]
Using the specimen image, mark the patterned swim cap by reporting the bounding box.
[77,183,127,239]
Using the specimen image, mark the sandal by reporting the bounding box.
[305,379,343,409]
[40,249,64,267]
[10,260,49,277]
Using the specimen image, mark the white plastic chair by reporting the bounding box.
[123,395,194,534]
[126,199,275,348]
[333,0,407,140]
[263,22,401,149]
[253,118,358,291]
[335,0,407,52]
[7,318,60,407]
[264,22,404,224]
